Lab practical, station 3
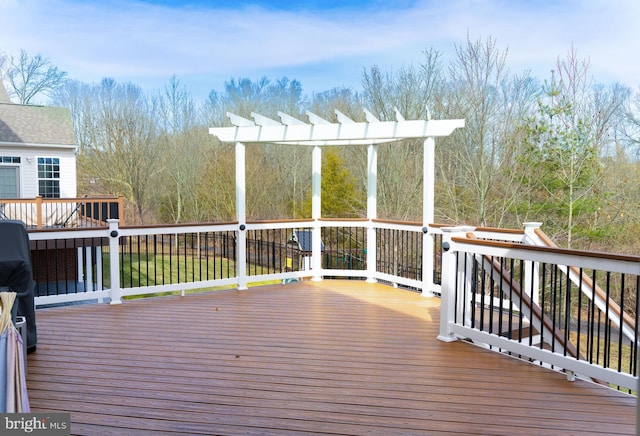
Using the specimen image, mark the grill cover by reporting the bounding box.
[0,220,37,351]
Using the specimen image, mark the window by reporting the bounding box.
[0,157,20,164]
[38,157,60,198]
[0,157,20,198]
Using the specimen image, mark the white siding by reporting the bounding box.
[59,154,77,197]
[23,155,37,197]
[0,144,77,198]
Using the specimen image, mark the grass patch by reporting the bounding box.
[101,252,284,299]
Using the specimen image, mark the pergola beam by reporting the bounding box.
[210,117,464,145]
[363,108,379,123]
[226,112,254,127]
[251,112,280,126]
[306,111,331,125]
[278,111,306,126]
[335,109,355,124]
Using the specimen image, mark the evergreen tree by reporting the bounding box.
[300,148,365,218]
[517,68,600,247]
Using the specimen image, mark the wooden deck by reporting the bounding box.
[26,280,636,435]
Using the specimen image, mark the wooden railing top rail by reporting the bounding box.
[0,196,122,202]
[120,221,239,230]
[454,234,640,264]
[248,219,314,224]
[373,218,422,226]
[1,196,124,229]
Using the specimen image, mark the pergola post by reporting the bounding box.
[236,141,248,290]
[311,145,323,280]
[366,144,377,283]
[422,137,435,295]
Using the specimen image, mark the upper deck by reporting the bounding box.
[26,280,636,435]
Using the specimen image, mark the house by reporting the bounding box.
[0,81,84,292]
[0,80,77,200]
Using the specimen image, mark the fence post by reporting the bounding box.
[422,226,434,295]
[365,221,377,283]
[523,222,542,305]
[236,141,248,290]
[107,219,122,304]
[438,226,474,342]
[438,227,458,342]
[237,225,248,290]
[35,196,43,229]
[117,196,124,223]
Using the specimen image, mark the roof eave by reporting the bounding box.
[0,141,78,150]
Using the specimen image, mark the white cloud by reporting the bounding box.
[1,0,639,98]
[424,0,640,85]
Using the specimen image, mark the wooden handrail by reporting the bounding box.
[0,196,123,229]
[452,235,640,263]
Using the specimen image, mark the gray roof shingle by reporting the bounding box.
[0,102,77,147]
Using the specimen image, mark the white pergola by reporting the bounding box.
[209,109,464,292]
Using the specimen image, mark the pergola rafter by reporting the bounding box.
[210,109,464,146]
[209,108,464,292]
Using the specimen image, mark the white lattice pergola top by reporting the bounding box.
[207,107,465,293]
[209,109,464,145]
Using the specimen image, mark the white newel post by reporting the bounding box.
[107,219,122,305]
[311,145,323,281]
[437,226,474,341]
[523,222,542,304]
[422,137,435,295]
[437,228,457,341]
[366,144,377,283]
[236,142,248,290]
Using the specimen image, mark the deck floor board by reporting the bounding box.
[27,281,636,435]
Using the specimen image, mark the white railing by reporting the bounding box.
[437,226,640,393]
[27,220,639,392]
[30,219,441,307]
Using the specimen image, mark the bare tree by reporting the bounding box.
[622,86,640,159]
[205,76,310,220]
[362,49,444,220]
[0,50,7,75]
[57,78,160,224]
[155,76,212,223]
[438,35,537,227]
[3,49,67,104]
[308,87,364,218]
[51,79,95,155]
[363,48,441,121]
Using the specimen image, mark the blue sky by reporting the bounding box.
[1,0,639,100]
